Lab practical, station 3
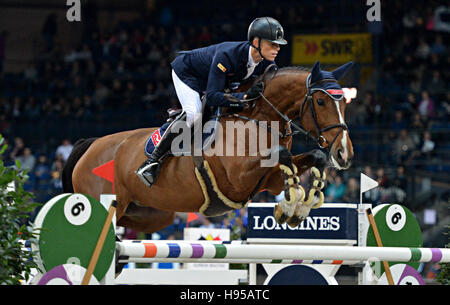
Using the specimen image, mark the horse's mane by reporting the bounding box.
[263,65,311,82]
[279,66,312,72]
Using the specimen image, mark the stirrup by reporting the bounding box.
[136,161,160,186]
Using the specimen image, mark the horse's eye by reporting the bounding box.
[317,98,325,106]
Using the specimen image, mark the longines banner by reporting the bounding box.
[247,203,358,243]
[292,33,373,65]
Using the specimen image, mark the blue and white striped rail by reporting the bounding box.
[116,240,450,264]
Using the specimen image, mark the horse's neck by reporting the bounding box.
[251,72,307,123]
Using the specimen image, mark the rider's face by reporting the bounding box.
[259,39,281,61]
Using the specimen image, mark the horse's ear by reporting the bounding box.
[332,61,353,80]
[310,61,321,83]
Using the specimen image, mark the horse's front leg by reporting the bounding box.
[272,146,306,225]
[286,149,328,227]
[292,149,328,208]
[292,149,328,176]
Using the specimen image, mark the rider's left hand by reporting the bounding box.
[244,81,264,100]
[223,93,247,111]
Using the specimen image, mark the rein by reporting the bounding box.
[216,76,348,150]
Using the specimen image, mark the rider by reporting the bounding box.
[136,17,288,186]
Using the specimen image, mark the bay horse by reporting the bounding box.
[62,61,354,233]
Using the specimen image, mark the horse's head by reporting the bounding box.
[299,61,354,170]
[253,61,354,170]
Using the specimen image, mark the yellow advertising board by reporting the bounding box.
[292,33,373,65]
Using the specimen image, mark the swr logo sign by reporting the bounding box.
[292,33,373,65]
[299,40,319,55]
[300,39,354,56]
[321,39,354,56]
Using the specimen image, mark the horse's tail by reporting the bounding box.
[62,138,98,193]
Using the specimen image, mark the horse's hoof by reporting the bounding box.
[311,192,325,209]
[274,205,289,224]
[310,167,326,190]
[304,188,318,206]
[279,164,294,176]
[311,166,321,178]
[286,215,304,228]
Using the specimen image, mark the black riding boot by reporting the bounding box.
[136,112,186,186]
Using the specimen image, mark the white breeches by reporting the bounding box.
[171,69,202,128]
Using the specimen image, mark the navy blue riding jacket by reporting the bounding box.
[171,41,274,107]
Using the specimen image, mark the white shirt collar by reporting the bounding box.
[244,46,260,79]
[247,46,258,68]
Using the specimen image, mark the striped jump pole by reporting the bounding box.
[116,241,450,264]
[118,240,359,265]
[119,257,361,265]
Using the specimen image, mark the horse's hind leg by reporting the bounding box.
[114,171,175,234]
[117,202,175,234]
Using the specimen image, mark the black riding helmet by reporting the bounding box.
[248,17,287,60]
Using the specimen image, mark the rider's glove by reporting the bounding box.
[224,94,247,111]
[244,81,264,100]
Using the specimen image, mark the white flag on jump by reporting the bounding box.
[360,173,378,193]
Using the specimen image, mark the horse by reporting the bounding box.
[62,60,354,233]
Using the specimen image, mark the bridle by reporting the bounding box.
[220,74,348,151]
[297,75,349,149]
